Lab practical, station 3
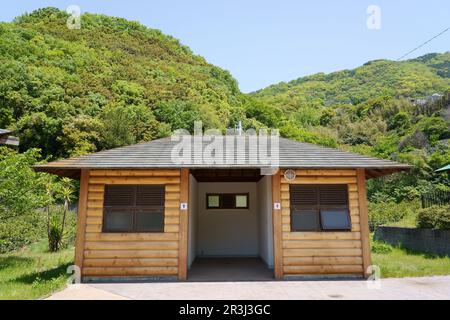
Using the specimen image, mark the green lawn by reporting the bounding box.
[371,239,450,278]
[0,240,74,300]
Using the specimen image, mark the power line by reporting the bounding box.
[397,27,449,61]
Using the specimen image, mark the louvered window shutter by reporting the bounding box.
[290,185,320,231]
[290,184,351,231]
[103,185,165,233]
[135,185,165,232]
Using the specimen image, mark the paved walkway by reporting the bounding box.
[48,276,450,300]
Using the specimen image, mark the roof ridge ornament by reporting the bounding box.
[236,121,243,136]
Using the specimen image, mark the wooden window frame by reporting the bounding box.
[290,184,351,232]
[102,185,165,233]
[206,193,250,210]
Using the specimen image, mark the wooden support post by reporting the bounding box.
[357,168,372,278]
[75,169,90,277]
[178,168,189,280]
[272,172,283,280]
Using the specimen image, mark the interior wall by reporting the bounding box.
[257,176,274,268]
[197,182,258,257]
[187,174,198,268]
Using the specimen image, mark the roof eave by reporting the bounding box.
[33,164,411,180]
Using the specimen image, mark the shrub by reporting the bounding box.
[371,240,393,254]
[0,148,48,219]
[368,200,418,230]
[417,205,450,229]
[48,215,64,252]
[0,211,46,253]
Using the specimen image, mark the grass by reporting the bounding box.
[1,236,450,300]
[371,238,450,278]
[385,209,418,228]
[0,239,74,300]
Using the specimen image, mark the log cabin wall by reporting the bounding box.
[77,169,182,279]
[277,169,370,278]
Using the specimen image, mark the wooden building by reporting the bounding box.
[34,136,409,281]
[0,129,19,146]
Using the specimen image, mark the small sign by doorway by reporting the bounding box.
[180,202,188,210]
[273,202,281,210]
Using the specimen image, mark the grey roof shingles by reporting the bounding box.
[34,137,410,178]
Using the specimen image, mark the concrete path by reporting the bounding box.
[48,276,450,300]
[47,284,128,300]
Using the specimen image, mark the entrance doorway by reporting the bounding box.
[189,258,274,281]
[187,169,274,281]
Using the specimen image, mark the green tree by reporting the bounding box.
[45,177,75,252]
[416,116,450,144]
[242,97,283,128]
[0,148,48,219]
[388,112,411,131]
[58,115,103,157]
[154,100,202,132]
[15,113,64,159]
[100,105,136,149]
[319,108,336,126]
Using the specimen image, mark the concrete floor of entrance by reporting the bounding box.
[188,257,274,282]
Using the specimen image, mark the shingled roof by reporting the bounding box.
[34,136,410,179]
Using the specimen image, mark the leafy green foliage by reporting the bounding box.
[47,215,64,253]
[417,205,450,229]
[44,177,76,252]
[254,55,450,202]
[254,57,450,105]
[368,200,420,230]
[0,147,76,253]
[0,7,448,208]
[371,239,393,254]
[0,147,48,218]
[0,8,244,158]
[0,211,45,253]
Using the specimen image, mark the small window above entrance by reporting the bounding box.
[206,193,249,209]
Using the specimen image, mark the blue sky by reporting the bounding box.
[1,1,449,92]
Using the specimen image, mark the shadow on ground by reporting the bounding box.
[12,262,72,284]
[0,256,33,270]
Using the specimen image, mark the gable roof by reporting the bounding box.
[34,136,410,179]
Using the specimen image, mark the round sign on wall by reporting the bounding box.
[283,169,296,181]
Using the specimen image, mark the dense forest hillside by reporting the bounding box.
[0,8,254,158]
[253,53,450,107]
[252,52,450,199]
[0,7,449,201]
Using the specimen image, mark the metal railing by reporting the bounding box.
[421,190,450,208]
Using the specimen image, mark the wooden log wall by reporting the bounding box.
[77,169,182,278]
[277,169,370,277]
